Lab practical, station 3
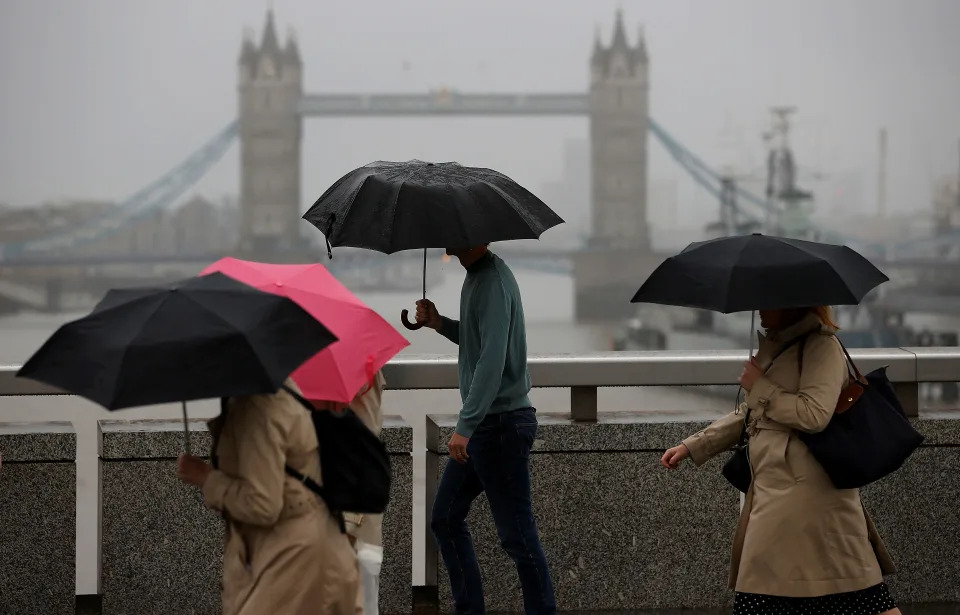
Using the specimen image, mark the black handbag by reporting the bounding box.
[721,409,753,493]
[722,336,807,493]
[798,341,925,489]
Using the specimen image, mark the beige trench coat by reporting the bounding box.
[343,371,387,615]
[682,313,896,597]
[342,370,387,547]
[203,380,358,615]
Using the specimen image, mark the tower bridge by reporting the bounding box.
[0,10,957,322]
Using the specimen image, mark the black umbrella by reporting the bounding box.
[302,160,564,329]
[17,272,337,453]
[631,233,889,314]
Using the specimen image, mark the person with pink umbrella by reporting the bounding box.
[201,257,408,614]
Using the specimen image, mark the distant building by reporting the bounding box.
[0,195,240,259]
[933,175,960,230]
[540,138,589,246]
[0,200,115,245]
[173,196,237,255]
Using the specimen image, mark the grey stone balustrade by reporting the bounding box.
[0,421,76,615]
[426,413,960,612]
[98,417,413,615]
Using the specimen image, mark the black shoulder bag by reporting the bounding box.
[795,338,925,489]
[722,334,808,493]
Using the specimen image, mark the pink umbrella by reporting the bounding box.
[201,257,409,403]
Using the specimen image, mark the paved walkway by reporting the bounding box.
[77,598,960,614]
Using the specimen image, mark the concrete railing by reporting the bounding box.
[378,347,958,418]
[1,348,959,613]
[5,346,958,407]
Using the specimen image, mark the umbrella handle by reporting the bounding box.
[401,248,429,330]
[400,309,424,331]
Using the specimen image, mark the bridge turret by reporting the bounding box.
[237,11,304,256]
[587,9,650,250]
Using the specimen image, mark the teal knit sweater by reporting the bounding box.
[438,252,532,437]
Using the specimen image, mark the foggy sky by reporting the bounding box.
[1,0,958,228]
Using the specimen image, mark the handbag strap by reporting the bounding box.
[835,338,867,384]
[797,335,866,386]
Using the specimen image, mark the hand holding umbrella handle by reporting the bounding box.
[401,247,429,330]
[400,309,425,331]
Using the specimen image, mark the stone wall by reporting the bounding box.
[426,413,738,612]
[98,417,412,615]
[860,418,960,604]
[0,422,76,615]
[426,413,960,612]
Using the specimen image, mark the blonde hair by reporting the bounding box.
[810,306,840,330]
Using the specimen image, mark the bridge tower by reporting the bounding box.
[237,11,303,256]
[573,11,661,322]
[588,10,650,249]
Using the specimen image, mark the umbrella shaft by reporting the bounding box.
[182,401,192,456]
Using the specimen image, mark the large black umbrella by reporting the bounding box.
[302,160,564,329]
[17,273,337,452]
[631,233,889,313]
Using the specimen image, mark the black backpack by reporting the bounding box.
[280,385,391,517]
[215,387,392,532]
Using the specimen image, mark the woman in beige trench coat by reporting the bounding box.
[662,308,902,615]
[176,379,358,615]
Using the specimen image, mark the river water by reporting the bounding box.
[0,262,900,592]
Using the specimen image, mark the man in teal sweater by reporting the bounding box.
[416,245,556,615]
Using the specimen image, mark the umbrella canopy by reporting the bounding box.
[302,159,564,329]
[201,257,409,403]
[631,234,889,313]
[302,160,564,254]
[17,272,337,410]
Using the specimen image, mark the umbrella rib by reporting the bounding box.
[453,184,474,247]
[178,290,274,390]
[335,173,376,250]
[722,239,754,313]
[480,181,535,235]
[325,343,351,401]
[104,295,170,408]
[387,180,407,254]
[94,292,166,318]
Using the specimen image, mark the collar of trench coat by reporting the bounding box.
[755,312,836,369]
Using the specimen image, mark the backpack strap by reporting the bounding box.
[279,384,347,533]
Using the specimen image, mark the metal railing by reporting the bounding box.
[4,347,958,420]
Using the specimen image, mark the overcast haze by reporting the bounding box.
[1,0,959,225]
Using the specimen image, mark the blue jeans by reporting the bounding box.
[430,408,556,615]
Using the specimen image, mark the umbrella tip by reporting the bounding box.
[274,281,283,287]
